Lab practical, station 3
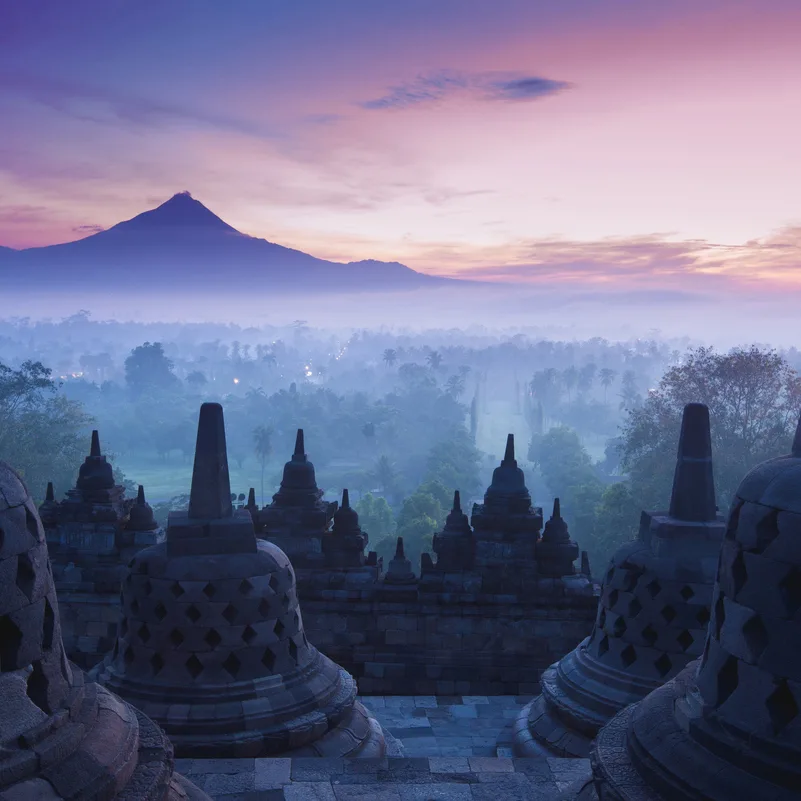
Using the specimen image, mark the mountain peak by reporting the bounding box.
[112,191,240,234]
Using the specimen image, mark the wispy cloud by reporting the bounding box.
[411,227,801,291]
[73,224,105,234]
[360,70,570,110]
[0,71,284,139]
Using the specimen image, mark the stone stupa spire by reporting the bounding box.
[537,497,579,577]
[482,433,531,513]
[76,428,115,493]
[94,402,386,759]
[126,484,158,532]
[590,409,801,801]
[384,536,417,585]
[323,488,369,567]
[430,490,475,572]
[188,402,232,520]
[514,402,726,759]
[668,402,717,522]
[271,427,324,508]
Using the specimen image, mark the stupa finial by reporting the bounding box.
[503,433,515,463]
[668,403,717,522]
[187,403,233,519]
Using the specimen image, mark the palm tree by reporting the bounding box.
[253,425,274,505]
[383,348,398,368]
[426,350,443,370]
[599,368,617,403]
[445,374,466,398]
[562,365,578,401]
[578,363,597,393]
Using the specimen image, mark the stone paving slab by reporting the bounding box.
[176,757,591,800]
[357,695,532,757]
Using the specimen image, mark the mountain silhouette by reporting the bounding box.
[0,192,452,293]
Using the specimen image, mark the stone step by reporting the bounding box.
[175,756,592,800]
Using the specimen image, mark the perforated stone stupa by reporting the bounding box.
[39,432,164,669]
[585,412,801,801]
[515,403,726,758]
[93,403,386,759]
[0,461,208,801]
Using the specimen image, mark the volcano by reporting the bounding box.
[0,192,450,293]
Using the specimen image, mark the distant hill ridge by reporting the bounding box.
[0,192,453,293]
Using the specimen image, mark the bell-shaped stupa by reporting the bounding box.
[321,489,370,568]
[0,461,209,801]
[588,412,801,801]
[430,491,475,571]
[537,498,580,577]
[515,403,726,758]
[93,403,385,758]
[37,432,164,670]
[258,429,337,568]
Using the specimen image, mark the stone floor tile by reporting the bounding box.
[461,696,490,705]
[511,759,554,779]
[468,757,513,773]
[203,770,256,796]
[291,758,344,782]
[174,759,195,775]
[190,758,255,775]
[332,784,402,800]
[428,757,471,773]
[448,706,478,719]
[359,696,386,708]
[256,759,293,790]
[387,717,433,729]
[397,783,473,800]
[284,783,336,801]
[435,747,474,757]
[414,697,439,708]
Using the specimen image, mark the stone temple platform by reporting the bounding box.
[172,696,592,799]
[174,756,591,800]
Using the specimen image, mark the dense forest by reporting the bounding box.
[2,313,800,573]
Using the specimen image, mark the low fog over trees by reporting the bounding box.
[2,313,799,575]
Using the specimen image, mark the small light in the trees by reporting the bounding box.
[233,377,240,384]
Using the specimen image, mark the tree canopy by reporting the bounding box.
[0,360,92,499]
[620,346,801,514]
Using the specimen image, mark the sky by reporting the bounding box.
[1,0,801,292]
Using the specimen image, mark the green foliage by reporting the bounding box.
[124,342,179,394]
[529,425,600,494]
[394,485,445,569]
[0,360,92,500]
[529,424,629,575]
[588,481,640,574]
[424,427,482,498]
[354,492,395,541]
[151,493,191,527]
[620,346,801,515]
[253,425,274,505]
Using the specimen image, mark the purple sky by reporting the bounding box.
[2,0,800,290]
